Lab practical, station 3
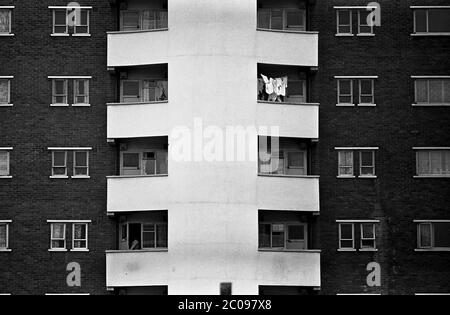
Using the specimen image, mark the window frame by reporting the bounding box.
[73,79,89,106]
[359,150,376,177]
[0,222,9,250]
[359,79,375,105]
[360,223,376,249]
[52,151,68,177]
[52,9,69,34]
[52,79,69,106]
[0,79,11,105]
[413,8,450,35]
[50,223,67,250]
[73,9,90,35]
[339,223,355,250]
[52,8,91,35]
[259,222,308,250]
[72,223,88,251]
[285,150,308,175]
[414,79,450,105]
[257,8,306,32]
[0,8,12,35]
[357,10,374,35]
[416,150,450,177]
[417,221,450,250]
[338,150,354,177]
[337,79,354,105]
[73,151,89,178]
[123,221,168,250]
[336,10,352,35]
[0,150,10,177]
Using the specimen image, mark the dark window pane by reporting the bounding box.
[271,9,283,30]
[428,9,450,32]
[415,10,427,32]
[257,9,270,29]
[288,225,305,240]
[55,10,66,25]
[53,152,66,166]
[419,224,432,248]
[361,151,374,166]
[339,10,350,25]
[123,81,140,96]
[156,224,168,248]
[434,223,450,248]
[259,224,271,247]
[123,153,140,168]
[340,224,353,239]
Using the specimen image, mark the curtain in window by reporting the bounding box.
[0,10,10,33]
[419,224,432,248]
[142,10,156,30]
[415,80,428,103]
[0,224,6,248]
[0,151,8,176]
[156,224,168,248]
[158,10,168,29]
[429,80,443,103]
[52,224,64,239]
[143,80,156,102]
[0,80,8,104]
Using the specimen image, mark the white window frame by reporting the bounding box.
[259,222,308,250]
[51,7,91,36]
[257,8,306,32]
[416,221,450,251]
[0,149,11,177]
[51,151,67,177]
[414,78,450,106]
[0,221,10,251]
[359,79,375,105]
[338,223,355,250]
[359,150,376,177]
[50,223,66,250]
[337,79,354,105]
[73,151,89,178]
[412,7,450,35]
[52,79,68,106]
[338,150,354,177]
[73,10,90,35]
[336,10,352,35]
[0,78,11,105]
[360,223,376,250]
[415,149,450,177]
[72,223,88,251]
[0,7,14,35]
[357,10,374,35]
[73,79,89,106]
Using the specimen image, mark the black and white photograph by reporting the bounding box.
[0,0,449,300]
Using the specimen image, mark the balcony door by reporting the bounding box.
[286,224,307,250]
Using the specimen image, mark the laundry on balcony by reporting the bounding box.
[259,74,288,102]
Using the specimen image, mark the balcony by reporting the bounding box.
[107,137,169,213]
[256,1,318,67]
[106,250,170,289]
[107,65,168,139]
[108,0,168,67]
[256,250,320,287]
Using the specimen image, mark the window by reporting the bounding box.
[337,80,353,104]
[338,151,354,176]
[52,151,67,177]
[360,151,376,176]
[259,223,308,250]
[360,223,376,249]
[339,223,355,249]
[0,8,12,35]
[359,79,375,105]
[0,78,11,105]
[257,8,306,31]
[52,79,68,105]
[416,150,450,176]
[52,8,90,35]
[122,222,168,250]
[337,78,376,106]
[0,222,9,250]
[74,79,89,105]
[358,10,373,35]
[337,10,352,34]
[0,150,10,177]
[414,79,450,105]
[413,8,450,34]
[286,151,307,175]
[50,223,66,250]
[417,222,450,250]
[120,10,168,31]
[338,148,377,178]
[73,151,89,177]
[51,78,90,106]
[120,80,168,103]
[72,223,88,250]
[50,221,90,251]
[120,151,168,176]
[339,222,378,251]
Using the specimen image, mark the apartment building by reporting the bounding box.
[0,0,449,295]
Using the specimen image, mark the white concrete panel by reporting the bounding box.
[107,102,169,139]
[257,102,319,138]
[257,176,320,212]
